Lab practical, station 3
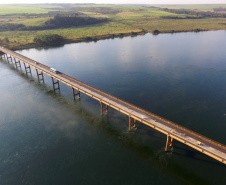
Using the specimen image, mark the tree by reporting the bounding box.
[153,30,160,35]
[33,34,65,46]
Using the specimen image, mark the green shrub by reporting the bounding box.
[153,29,160,35]
[33,34,64,46]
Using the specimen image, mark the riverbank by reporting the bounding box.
[1,30,148,50]
[1,4,226,50]
[1,28,223,51]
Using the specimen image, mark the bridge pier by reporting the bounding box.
[14,58,21,68]
[100,102,108,115]
[165,135,174,151]
[0,51,4,57]
[7,54,12,60]
[2,54,6,59]
[6,54,12,62]
[51,77,60,91]
[129,116,137,131]
[23,63,31,74]
[72,87,80,100]
[13,57,21,68]
[36,69,44,82]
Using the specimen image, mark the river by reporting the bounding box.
[0,30,226,185]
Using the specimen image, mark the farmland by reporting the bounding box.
[0,4,226,50]
[157,4,226,10]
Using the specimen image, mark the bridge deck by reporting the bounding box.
[1,46,226,164]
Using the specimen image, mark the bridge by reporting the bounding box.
[1,46,226,165]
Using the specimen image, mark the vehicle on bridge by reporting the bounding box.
[50,68,59,74]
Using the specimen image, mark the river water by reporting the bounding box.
[0,31,226,185]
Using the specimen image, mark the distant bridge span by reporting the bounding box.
[1,46,226,165]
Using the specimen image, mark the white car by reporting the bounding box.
[50,68,59,74]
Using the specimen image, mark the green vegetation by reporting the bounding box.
[157,4,226,10]
[153,30,160,35]
[43,15,108,29]
[17,17,51,27]
[158,7,226,19]
[0,4,61,15]
[33,34,64,46]
[0,4,226,50]
[0,15,108,32]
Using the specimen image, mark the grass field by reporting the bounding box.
[16,17,51,26]
[158,4,226,10]
[0,4,61,15]
[0,4,226,50]
[0,17,51,26]
[0,21,141,43]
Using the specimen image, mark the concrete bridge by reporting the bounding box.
[1,46,226,165]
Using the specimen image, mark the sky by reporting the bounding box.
[1,0,226,5]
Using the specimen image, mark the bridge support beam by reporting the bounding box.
[6,54,12,62]
[51,77,60,91]
[169,138,174,148]
[2,54,6,60]
[1,54,9,60]
[72,88,80,100]
[23,63,31,74]
[36,69,44,82]
[100,102,108,115]
[129,116,137,131]
[0,51,4,57]
[165,135,174,152]
[14,58,21,68]
[13,58,21,68]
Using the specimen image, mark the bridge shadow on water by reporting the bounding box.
[0,58,219,185]
[172,145,226,168]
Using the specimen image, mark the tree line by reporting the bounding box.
[0,15,109,32]
[33,34,65,46]
[159,7,226,19]
[213,7,226,12]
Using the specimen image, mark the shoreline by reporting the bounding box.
[2,28,225,51]
[4,30,147,51]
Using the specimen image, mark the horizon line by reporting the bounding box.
[0,3,226,5]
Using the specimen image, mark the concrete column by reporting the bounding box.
[36,69,44,82]
[165,135,170,152]
[105,105,109,113]
[51,77,60,91]
[100,102,103,115]
[23,63,31,73]
[129,116,132,131]
[169,138,174,148]
[72,88,75,100]
[72,88,80,100]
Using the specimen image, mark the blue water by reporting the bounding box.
[0,30,226,185]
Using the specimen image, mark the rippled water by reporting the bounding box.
[0,31,226,185]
